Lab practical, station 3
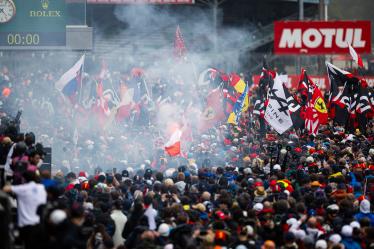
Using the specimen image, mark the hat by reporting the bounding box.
[158,223,170,237]
[50,209,67,225]
[215,211,227,220]
[369,148,374,156]
[311,181,321,187]
[254,186,267,197]
[350,221,360,229]
[164,178,174,187]
[286,218,298,226]
[360,199,370,214]
[254,181,263,187]
[192,203,206,212]
[327,204,339,211]
[122,170,129,177]
[294,229,306,240]
[315,240,327,249]
[2,137,11,144]
[341,225,353,237]
[294,147,302,153]
[78,171,88,178]
[235,245,247,249]
[244,225,254,236]
[273,164,281,171]
[329,234,342,244]
[253,203,264,212]
[243,167,252,174]
[306,156,314,163]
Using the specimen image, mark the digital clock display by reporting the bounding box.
[0,32,65,46]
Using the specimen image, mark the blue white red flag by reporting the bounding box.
[55,55,85,101]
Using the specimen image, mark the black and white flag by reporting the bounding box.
[264,76,293,134]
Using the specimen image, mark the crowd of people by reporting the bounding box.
[0,55,373,249]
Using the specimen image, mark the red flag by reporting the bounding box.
[165,129,182,157]
[298,69,328,134]
[174,25,186,59]
[348,43,364,68]
[304,80,328,135]
[199,88,226,132]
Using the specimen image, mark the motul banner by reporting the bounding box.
[274,21,371,54]
[252,75,374,90]
[87,0,194,3]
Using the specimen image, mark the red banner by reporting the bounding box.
[274,21,371,55]
[252,75,374,90]
[87,0,194,3]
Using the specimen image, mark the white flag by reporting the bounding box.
[55,54,85,92]
[348,43,364,68]
[264,76,293,134]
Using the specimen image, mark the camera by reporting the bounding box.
[0,110,22,141]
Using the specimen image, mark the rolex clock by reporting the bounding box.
[0,0,16,23]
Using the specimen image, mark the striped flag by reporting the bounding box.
[165,129,182,157]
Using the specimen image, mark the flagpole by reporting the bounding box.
[78,53,86,105]
[142,75,152,101]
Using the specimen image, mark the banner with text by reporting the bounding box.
[274,21,371,55]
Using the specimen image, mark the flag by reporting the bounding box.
[326,62,372,132]
[115,85,135,122]
[55,55,85,102]
[174,25,187,59]
[347,78,372,132]
[253,99,265,116]
[304,86,328,134]
[264,76,293,134]
[326,62,352,124]
[253,59,275,117]
[229,73,246,93]
[199,88,226,132]
[198,68,228,88]
[227,84,249,125]
[165,129,182,157]
[348,43,364,68]
[355,80,372,115]
[298,69,328,134]
[283,84,304,129]
[298,68,313,104]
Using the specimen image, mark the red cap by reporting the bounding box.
[79,171,88,178]
[254,182,263,187]
[215,211,227,220]
[294,147,302,153]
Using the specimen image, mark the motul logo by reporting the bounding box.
[279,28,365,49]
[274,21,371,54]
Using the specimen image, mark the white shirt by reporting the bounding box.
[110,209,127,247]
[11,181,47,227]
[144,205,158,230]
